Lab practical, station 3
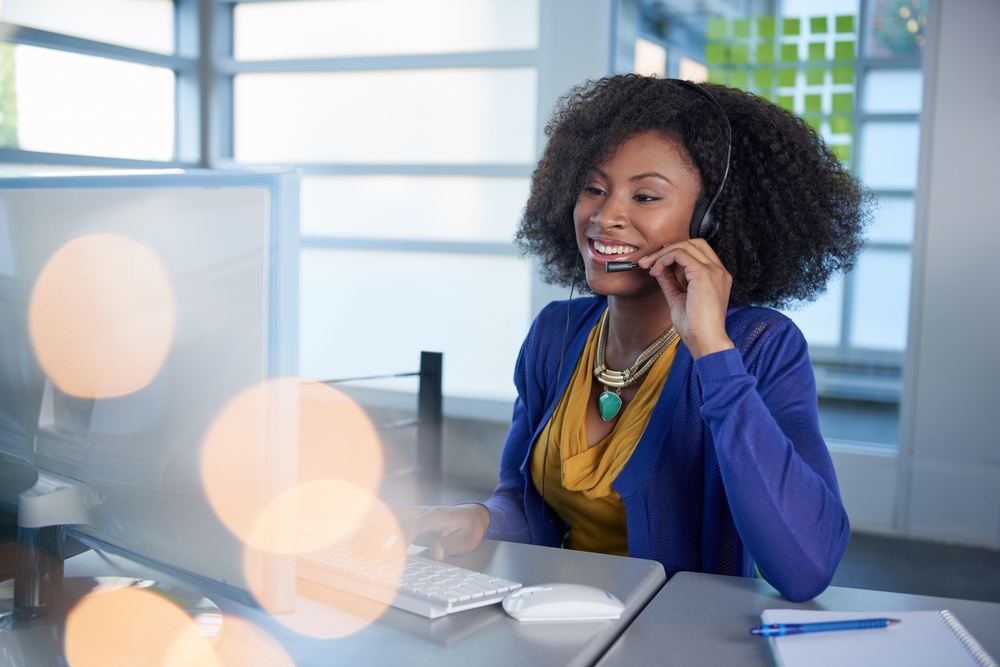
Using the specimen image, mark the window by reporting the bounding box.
[219,0,542,401]
[0,0,195,167]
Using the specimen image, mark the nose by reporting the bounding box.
[590,192,630,230]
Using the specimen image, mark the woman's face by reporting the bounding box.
[574,130,702,298]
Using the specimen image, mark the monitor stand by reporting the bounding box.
[0,476,222,667]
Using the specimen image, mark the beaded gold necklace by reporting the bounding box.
[592,310,678,421]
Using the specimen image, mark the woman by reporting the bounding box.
[394,75,869,602]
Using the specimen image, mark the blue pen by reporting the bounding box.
[750,618,901,636]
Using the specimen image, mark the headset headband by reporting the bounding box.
[672,79,732,239]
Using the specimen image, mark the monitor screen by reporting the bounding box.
[0,171,299,608]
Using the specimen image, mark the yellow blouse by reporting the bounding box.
[529,313,680,556]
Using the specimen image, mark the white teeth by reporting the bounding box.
[594,241,635,255]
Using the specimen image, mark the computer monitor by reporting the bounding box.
[0,170,299,610]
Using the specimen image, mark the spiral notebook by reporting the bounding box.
[760,609,998,667]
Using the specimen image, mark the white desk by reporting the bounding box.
[56,540,665,667]
[595,571,1000,667]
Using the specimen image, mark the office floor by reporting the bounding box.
[830,531,1000,604]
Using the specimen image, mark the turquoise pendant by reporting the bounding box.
[598,389,622,422]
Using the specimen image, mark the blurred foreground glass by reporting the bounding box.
[299,249,532,400]
[301,175,529,242]
[850,249,911,351]
[0,0,174,54]
[2,45,174,161]
[233,0,539,61]
[234,68,536,164]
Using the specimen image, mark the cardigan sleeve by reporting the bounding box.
[695,322,850,602]
[479,395,533,543]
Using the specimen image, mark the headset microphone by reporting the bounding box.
[606,261,640,272]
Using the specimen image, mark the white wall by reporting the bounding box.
[895,0,1000,548]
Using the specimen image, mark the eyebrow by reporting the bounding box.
[630,172,673,185]
[592,169,674,186]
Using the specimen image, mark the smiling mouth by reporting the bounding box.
[590,238,639,262]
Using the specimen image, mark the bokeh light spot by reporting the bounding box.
[200,379,384,552]
[211,616,295,667]
[66,586,218,667]
[28,234,175,399]
[248,479,380,555]
[244,489,405,639]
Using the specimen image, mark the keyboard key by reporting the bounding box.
[295,532,522,618]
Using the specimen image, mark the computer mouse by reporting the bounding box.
[502,583,624,622]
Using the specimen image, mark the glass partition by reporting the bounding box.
[300,249,532,400]
[301,175,529,242]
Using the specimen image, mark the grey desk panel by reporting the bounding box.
[64,540,666,667]
[596,571,1000,667]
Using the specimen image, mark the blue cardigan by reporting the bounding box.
[481,297,850,602]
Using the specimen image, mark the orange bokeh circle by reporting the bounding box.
[28,234,176,399]
[247,479,382,556]
[200,378,384,552]
[243,487,405,639]
[65,586,218,667]
[211,615,295,667]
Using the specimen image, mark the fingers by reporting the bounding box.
[404,504,489,560]
[641,242,717,276]
[641,245,731,297]
[638,238,725,272]
[350,504,489,563]
[429,530,478,560]
[400,507,458,545]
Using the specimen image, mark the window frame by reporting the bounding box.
[0,0,201,168]
[213,0,539,263]
[808,0,922,402]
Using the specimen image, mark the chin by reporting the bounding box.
[586,272,662,302]
[585,275,639,298]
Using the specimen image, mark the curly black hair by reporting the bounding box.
[516,74,873,308]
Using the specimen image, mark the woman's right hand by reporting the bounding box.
[352,504,491,562]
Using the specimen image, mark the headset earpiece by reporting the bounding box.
[690,197,716,239]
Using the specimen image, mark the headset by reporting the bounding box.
[539,79,732,542]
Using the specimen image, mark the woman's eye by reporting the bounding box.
[584,186,605,196]
[634,194,660,202]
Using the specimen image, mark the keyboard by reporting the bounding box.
[296,535,522,619]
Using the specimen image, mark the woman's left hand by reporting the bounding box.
[637,238,735,360]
